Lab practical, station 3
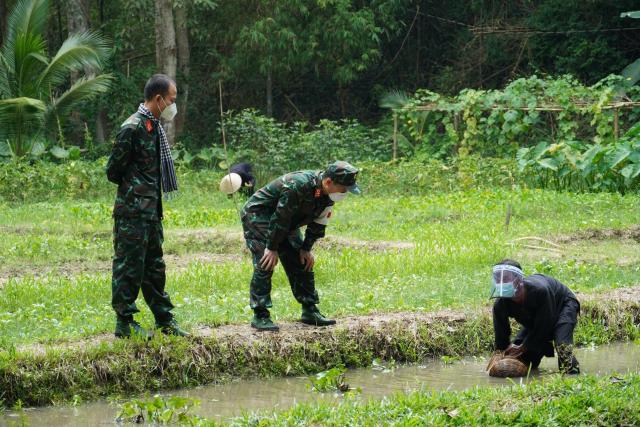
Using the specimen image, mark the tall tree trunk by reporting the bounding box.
[0,0,7,46]
[65,0,91,146]
[155,0,177,144]
[66,0,89,36]
[98,0,105,24]
[266,66,273,117]
[174,2,189,136]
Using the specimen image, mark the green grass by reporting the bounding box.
[0,183,639,345]
[222,373,640,426]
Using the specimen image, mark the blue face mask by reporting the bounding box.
[494,282,516,298]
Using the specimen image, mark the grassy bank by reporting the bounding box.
[0,289,639,407]
[220,372,640,426]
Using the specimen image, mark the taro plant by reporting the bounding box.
[517,123,640,193]
[0,0,112,159]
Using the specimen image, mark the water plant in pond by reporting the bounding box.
[440,355,462,365]
[308,365,351,393]
[116,395,202,425]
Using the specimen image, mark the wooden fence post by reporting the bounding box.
[393,112,398,160]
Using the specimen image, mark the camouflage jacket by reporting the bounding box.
[106,112,163,221]
[242,171,334,251]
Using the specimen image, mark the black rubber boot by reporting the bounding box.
[156,319,190,337]
[115,316,152,339]
[300,305,336,326]
[251,308,279,331]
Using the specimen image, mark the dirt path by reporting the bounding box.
[0,252,242,287]
[16,285,640,357]
[0,230,415,287]
[512,225,640,267]
[168,228,416,251]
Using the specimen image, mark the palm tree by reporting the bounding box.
[0,0,112,158]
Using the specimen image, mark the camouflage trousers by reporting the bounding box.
[241,213,319,311]
[111,216,174,323]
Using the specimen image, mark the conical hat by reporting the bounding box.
[219,173,242,194]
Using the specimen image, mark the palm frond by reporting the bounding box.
[14,33,47,96]
[46,74,113,119]
[37,31,111,90]
[379,90,410,109]
[1,0,49,71]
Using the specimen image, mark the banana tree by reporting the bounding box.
[0,0,112,158]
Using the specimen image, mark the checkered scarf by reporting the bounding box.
[138,103,178,196]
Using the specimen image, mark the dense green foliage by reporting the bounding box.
[0,156,523,202]
[222,109,391,175]
[2,0,639,153]
[389,75,640,158]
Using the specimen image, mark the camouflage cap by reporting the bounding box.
[325,161,361,195]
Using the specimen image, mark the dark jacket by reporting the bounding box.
[230,162,255,187]
[106,112,163,221]
[493,274,580,351]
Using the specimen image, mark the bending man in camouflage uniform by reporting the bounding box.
[241,161,361,331]
[106,74,188,338]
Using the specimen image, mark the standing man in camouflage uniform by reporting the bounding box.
[106,74,188,338]
[241,161,361,331]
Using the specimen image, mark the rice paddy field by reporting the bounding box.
[0,160,639,424]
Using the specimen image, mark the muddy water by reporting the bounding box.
[3,342,639,426]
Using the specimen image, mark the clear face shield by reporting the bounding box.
[490,264,524,299]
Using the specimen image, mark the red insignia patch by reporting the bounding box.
[145,119,153,133]
[314,189,321,198]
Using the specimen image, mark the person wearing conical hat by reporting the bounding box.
[490,259,580,374]
[220,163,256,196]
[240,161,361,331]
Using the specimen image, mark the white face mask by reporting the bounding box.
[329,191,347,202]
[159,97,178,122]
